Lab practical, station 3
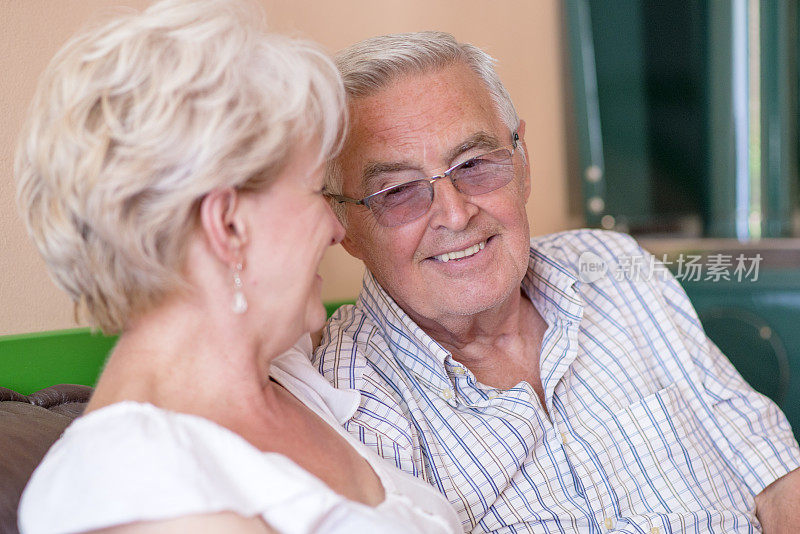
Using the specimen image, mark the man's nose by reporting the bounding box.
[427,176,478,231]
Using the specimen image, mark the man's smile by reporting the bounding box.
[431,240,486,263]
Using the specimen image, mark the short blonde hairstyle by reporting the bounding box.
[326,31,519,223]
[15,0,346,333]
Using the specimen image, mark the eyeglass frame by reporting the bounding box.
[324,131,520,226]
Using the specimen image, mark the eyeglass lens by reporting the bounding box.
[370,147,516,227]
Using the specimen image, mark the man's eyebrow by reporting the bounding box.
[359,131,503,193]
[445,132,502,164]
[361,161,420,193]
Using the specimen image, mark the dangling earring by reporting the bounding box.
[232,262,248,314]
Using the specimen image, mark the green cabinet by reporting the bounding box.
[565,1,800,440]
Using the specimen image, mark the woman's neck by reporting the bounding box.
[85,296,290,428]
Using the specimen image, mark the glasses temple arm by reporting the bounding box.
[324,192,365,205]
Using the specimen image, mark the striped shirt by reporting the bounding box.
[314,229,800,533]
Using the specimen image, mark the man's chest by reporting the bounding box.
[372,329,748,532]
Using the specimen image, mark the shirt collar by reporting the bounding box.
[523,245,584,326]
[271,334,361,424]
[358,243,586,388]
[359,271,453,390]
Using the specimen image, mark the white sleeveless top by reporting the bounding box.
[18,337,461,534]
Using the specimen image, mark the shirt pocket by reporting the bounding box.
[599,383,749,515]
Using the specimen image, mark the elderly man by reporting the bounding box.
[314,31,800,533]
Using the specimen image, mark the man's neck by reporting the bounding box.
[405,288,548,393]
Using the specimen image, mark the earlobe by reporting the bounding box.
[200,188,246,263]
[340,234,365,261]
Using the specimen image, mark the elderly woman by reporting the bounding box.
[14,1,460,533]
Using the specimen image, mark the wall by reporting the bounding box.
[0,0,579,335]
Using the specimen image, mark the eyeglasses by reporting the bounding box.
[326,132,520,227]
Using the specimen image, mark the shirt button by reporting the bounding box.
[561,432,568,444]
[441,389,454,400]
[650,529,660,534]
[604,517,614,530]
[453,367,465,375]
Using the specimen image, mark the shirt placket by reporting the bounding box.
[541,311,624,532]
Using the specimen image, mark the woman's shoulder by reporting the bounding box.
[18,402,336,534]
[20,399,461,534]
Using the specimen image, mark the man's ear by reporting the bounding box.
[199,188,247,263]
[517,119,532,201]
[340,233,365,261]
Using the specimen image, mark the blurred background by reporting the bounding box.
[1,0,577,334]
[565,0,800,432]
[2,1,799,432]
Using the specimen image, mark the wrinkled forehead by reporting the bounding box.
[338,63,507,191]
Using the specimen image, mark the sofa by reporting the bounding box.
[0,385,91,534]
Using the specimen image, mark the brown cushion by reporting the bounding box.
[0,385,90,534]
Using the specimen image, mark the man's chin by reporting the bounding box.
[304,301,328,334]
[442,297,507,317]
[409,285,519,320]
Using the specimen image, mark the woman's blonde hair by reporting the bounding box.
[15,0,346,333]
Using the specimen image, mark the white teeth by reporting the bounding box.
[434,241,486,263]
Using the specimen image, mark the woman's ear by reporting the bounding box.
[199,188,248,263]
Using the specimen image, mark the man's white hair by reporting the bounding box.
[15,0,346,333]
[326,31,520,223]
